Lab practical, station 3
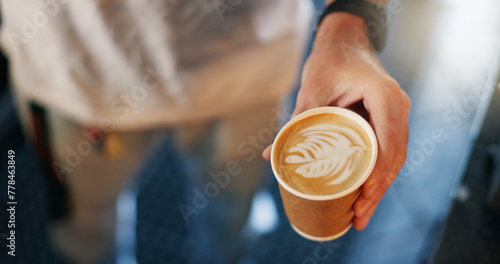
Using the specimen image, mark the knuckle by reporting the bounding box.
[383,78,401,94]
[400,90,411,109]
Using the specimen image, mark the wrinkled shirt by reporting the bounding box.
[0,0,313,130]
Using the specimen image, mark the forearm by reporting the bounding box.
[315,13,367,53]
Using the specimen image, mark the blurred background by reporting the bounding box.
[1,0,500,263]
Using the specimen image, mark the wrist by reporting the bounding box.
[314,12,370,52]
[315,0,389,53]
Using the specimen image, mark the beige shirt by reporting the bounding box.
[0,0,313,130]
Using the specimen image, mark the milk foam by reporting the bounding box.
[284,124,368,185]
[275,112,372,196]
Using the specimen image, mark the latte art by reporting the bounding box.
[275,113,372,196]
[285,124,368,185]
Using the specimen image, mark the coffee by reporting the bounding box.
[271,107,378,241]
[273,112,372,196]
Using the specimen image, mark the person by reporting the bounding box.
[0,0,410,263]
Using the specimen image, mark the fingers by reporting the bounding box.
[353,90,411,227]
[353,200,378,230]
[353,163,397,230]
[354,167,396,219]
[361,80,403,199]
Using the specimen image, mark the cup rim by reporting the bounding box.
[271,106,378,201]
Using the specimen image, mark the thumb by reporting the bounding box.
[290,90,324,119]
[262,145,272,161]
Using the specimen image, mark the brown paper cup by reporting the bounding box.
[271,107,378,241]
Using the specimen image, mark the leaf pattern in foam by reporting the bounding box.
[285,124,368,185]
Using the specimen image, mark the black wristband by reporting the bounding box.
[317,0,387,52]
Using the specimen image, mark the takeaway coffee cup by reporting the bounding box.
[271,106,378,241]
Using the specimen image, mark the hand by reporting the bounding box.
[262,13,410,230]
